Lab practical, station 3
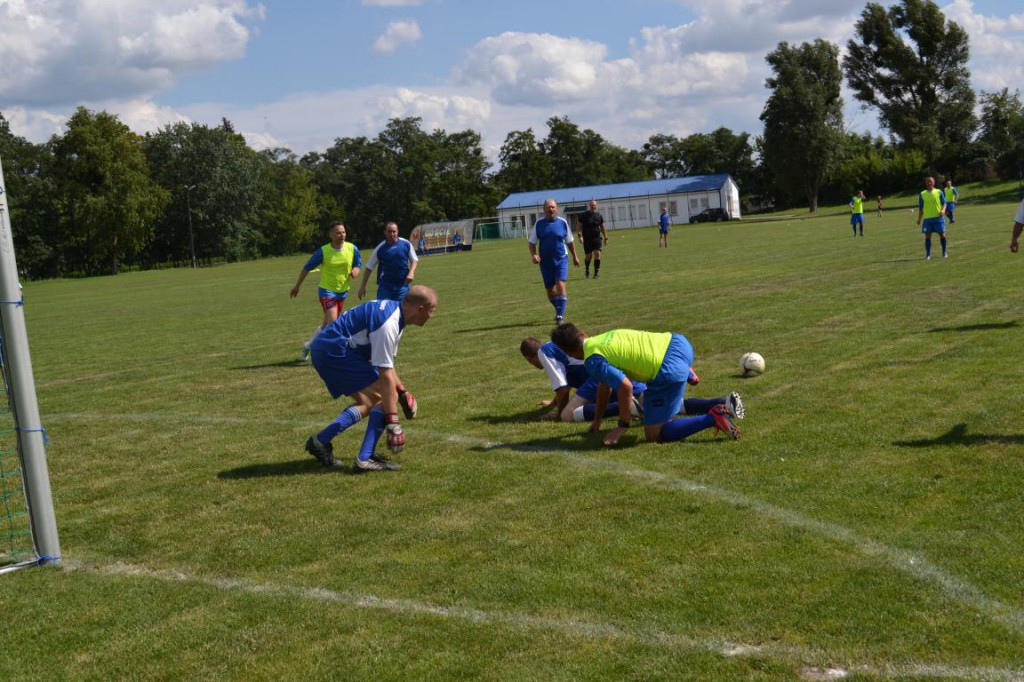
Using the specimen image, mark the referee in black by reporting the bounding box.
[577,200,609,279]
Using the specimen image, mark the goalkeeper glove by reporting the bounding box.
[398,389,418,419]
[384,413,405,454]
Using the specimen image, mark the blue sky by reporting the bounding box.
[2,0,1023,162]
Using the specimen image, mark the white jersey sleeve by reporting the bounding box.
[538,350,569,391]
[527,224,538,245]
[368,306,404,368]
[365,241,384,271]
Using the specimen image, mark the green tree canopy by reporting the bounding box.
[760,40,845,212]
[843,0,976,171]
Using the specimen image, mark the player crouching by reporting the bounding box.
[304,285,436,472]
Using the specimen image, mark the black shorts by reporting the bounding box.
[583,238,603,254]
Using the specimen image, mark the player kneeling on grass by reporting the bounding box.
[520,337,737,424]
[550,323,742,446]
[305,285,436,472]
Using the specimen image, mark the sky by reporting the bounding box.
[1,0,1023,164]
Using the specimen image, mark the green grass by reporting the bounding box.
[2,198,1024,680]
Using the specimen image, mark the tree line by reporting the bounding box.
[1,0,1022,279]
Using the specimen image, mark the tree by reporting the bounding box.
[843,0,977,171]
[144,121,265,264]
[641,134,688,179]
[49,107,169,275]
[760,40,845,212]
[0,112,58,277]
[977,88,1024,180]
[253,148,320,256]
[494,129,549,193]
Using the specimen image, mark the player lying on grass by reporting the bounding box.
[550,323,743,446]
[304,285,436,473]
[520,337,742,424]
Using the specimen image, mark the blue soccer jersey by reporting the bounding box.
[311,299,405,368]
[538,341,589,391]
[528,217,573,263]
[366,238,419,289]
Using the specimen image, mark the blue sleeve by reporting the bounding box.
[584,354,625,392]
[352,246,362,268]
[304,249,324,270]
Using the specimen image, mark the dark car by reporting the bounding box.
[690,208,731,223]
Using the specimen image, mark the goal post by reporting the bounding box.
[0,154,60,572]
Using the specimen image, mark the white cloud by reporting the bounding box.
[944,0,1024,91]
[372,20,422,54]
[0,0,263,107]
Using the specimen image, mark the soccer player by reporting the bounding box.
[290,221,361,361]
[917,176,948,260]
[358,221,419,302]
[849,189,866,236]
[577,200,608,279]
[1008,197,1024,253]
[305,285,437,473]
[658,206,671,248]
[944,180,960,224]
[452,231,463,253]
[876,195,883,218]
[521,337,741,424]
[528,199,580,324]
[550,323,742,446]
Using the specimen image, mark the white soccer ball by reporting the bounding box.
[740,352,765,376]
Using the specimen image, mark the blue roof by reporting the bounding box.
[497,174,733,210]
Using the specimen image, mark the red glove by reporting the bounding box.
[385,413,405,454]
[398,389,418,419]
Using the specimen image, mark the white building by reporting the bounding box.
[496,174,741,232]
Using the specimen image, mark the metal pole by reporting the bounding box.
[185,185,197,268]
[0,155,61,566]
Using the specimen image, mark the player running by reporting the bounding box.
[528,199,580,325]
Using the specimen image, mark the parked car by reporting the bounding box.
[690,208,731,223]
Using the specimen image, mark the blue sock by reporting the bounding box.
[940,236,947,255]
[357,407,386,462]
[317,405,362,444]
[659,414,714,442]
[681,397,724,415]
[551,295,567,318]
[580,402,622,420]
[925,239,931,257]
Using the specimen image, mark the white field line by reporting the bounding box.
[65,559,1024,681]
[50,413,1024,664]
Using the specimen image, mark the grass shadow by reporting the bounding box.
[217,459,347,479]
[927,321,1018,333]
[233,360,309,370]
[455,321,546,333]
[468,409,555,424]
[893,423,1024,448]
[467,430,647,453]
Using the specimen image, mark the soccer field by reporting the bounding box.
[2,194,1023,681]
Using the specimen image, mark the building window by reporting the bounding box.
[637,204,648,221]
[668,201,679,216]
[617,205,627,221]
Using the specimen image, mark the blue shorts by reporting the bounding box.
[376,284,409,301]
[540,260,568,290]
[310,343,379,400]
[851,214,864,225]
[659,227,669,234]
[921,217,946,234]
[641,334,693,425]
[576,379,646,403]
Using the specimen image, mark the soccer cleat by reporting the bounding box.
[943,253,948,258]
[593,272,599,279]
[585,268,590,278]
[353,454,401,472]
[709,404,741,440]
[300,343,310,362]
[926,255,931,260]
[398,390,418,419]
[555,315,564,325]
[305,436,338,467]
[725,391,745,420]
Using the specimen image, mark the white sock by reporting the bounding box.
[572,406,586,422]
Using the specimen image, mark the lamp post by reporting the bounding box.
[184,185,197,268]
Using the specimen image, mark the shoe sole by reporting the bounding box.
[726,392,744,420]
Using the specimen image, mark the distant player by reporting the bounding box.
[290,221,361,362]
[876,194,883,218]
[358,221,419,302]
[528,199,580,324]
[944,180,959,224]
[849,189,866,236]
[658,206,671,248]
[917,176,947,260]
[305,286,437,473]
[551,323,742,446]
[577,200,608,279]
[1008,197,1024,252]
[453,231,463,253]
